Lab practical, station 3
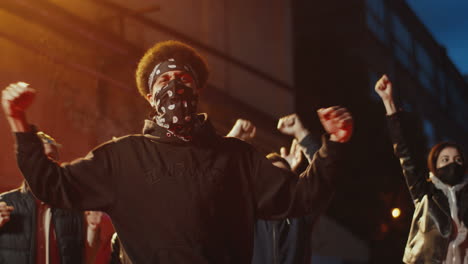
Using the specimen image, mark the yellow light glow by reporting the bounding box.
[392,208,401,219]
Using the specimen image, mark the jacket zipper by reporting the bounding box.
[273,222,278,264]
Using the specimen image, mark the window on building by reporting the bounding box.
[415,43,433,76]
[391,14,414,72]
[418,71,434,93]
[423,119,436,148]
[437,70,447,107]
[394,45,413,72]
[367,0,385,20]
[448,82,468,130]
[392,14,411,51]
[366,0,388,44]
[415,42,435,94]
[447,79,458,109]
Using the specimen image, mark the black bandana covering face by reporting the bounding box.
[149,58,200,141]
[154,79,198,135]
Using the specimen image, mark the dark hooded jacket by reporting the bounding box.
[15,114,347,264]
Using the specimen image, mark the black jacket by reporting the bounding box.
[0,189,84,264]
[16,114,348,264]
[387,112,468,263]
[252,134,326,264]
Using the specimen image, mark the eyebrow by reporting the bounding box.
[174,71,190,76]
[439,155,462,159]
[156,74,169,82]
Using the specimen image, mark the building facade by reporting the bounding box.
[1,0,466,263]
[293,0,468,263]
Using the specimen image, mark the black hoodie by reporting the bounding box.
[15,114,347,264]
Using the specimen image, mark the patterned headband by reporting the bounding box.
[148,58,199,93]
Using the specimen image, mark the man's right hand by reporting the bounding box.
[0,201,14,228]
[277,113,310,142]
[2,82,36,118]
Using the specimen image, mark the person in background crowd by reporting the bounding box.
[85,211,115,264]
[0,132,111,264]
[227,114,332,264]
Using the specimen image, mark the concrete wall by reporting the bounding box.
[52,0,295,117]
[0,6,146,191]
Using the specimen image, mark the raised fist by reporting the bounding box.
[0,201,14,228]
[226,119,256,141]
[374,74,393,102]
[2,82,36,118]
[317,106,353,143]
[277,113,310,142]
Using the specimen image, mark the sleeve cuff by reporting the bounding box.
[299,134,321,162]
[14,126,43,152]
[386,111,404,143]
[319,134,349,160]
[299,134,320,150]
[386,111,402,121]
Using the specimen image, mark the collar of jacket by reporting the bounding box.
[430,172,468,250]
[430,173,468,194]
[430,172,468,221]
[142,113,218,144]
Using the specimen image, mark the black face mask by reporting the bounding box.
[435,163,466,186]
[153,79,198,140]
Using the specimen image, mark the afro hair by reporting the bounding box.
[136,40,209,98]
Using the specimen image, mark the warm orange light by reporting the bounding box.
[392,208,401,219]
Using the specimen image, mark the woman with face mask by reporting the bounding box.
[375,74,468,264]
